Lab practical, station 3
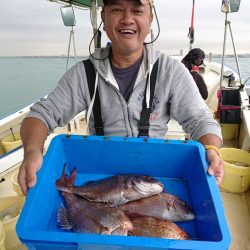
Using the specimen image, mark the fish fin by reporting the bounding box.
[68,167,77,186]
[57,204,73,230]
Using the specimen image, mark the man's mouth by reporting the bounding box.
[119,29,136,35]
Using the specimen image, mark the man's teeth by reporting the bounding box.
[120,30,136,34]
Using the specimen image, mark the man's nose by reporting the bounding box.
[120,10,135,24]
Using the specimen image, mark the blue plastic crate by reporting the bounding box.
[16,135,231,250]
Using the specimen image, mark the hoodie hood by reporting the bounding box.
[89,44,161,87]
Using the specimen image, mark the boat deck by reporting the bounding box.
[220,129,250,249]
[220,190,250,249]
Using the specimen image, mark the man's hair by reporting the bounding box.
[102,0,152,6]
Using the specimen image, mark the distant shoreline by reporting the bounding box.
[0,56,88,58]
[206,54,250,58]
[1,54,250,58]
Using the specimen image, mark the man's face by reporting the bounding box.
[101,0,153,55]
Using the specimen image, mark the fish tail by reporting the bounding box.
[68,167,77,186]
[56,163,68,187]
[56,164,77,187]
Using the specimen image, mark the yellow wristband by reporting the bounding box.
[204,145,222,158]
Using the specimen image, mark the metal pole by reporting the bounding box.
[71,26,77,64]
[66,28,72,71]
[189,0,195,50]
[228,21,243,86]
[91,0,98,50]
[209,52,212,63]
[219,12,228,88]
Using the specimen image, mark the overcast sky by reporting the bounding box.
[0,0,249,56]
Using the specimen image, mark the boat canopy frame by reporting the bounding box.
[50,0,103,8]
[51,0,102,49]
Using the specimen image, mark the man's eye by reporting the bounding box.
[111,8,123,14]
[134,10,143,14]
[134,8,144,15]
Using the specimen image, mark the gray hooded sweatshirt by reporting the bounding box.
[27,45,222,141]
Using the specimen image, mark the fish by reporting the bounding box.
[128,216,189,240]
[57,165,133,235]
[120,192,195,222]
[56,167,164,206]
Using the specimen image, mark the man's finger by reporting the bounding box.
[26,165,38,188]
[207,165,215,176]
[207,161,224,185]
[18,166,28,196]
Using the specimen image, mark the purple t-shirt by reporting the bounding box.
[112,56,143,102]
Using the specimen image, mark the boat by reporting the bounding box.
[0,0,250,249]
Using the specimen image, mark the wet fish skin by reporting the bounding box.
[58,193,133,235]
[128,216,189,240]
[121,192,195,222]
[56,170,164,206]
[57,165,133,235]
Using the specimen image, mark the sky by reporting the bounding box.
[0,0,249,56]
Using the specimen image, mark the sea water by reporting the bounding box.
[0,56,250,120]
[0,57,79,119]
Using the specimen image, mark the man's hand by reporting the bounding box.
[198,134,223,185]
[18,117,48,195]
[18,150,43,196]
[206,149,224,185]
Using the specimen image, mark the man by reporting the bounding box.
[18,0,224,195]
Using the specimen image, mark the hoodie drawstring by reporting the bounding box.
[146,63,153,109]
[86,72,99,134]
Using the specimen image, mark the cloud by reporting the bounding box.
[0,0,249,56]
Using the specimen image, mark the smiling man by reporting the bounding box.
[101,0,153,66]
[18,0,224,195]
